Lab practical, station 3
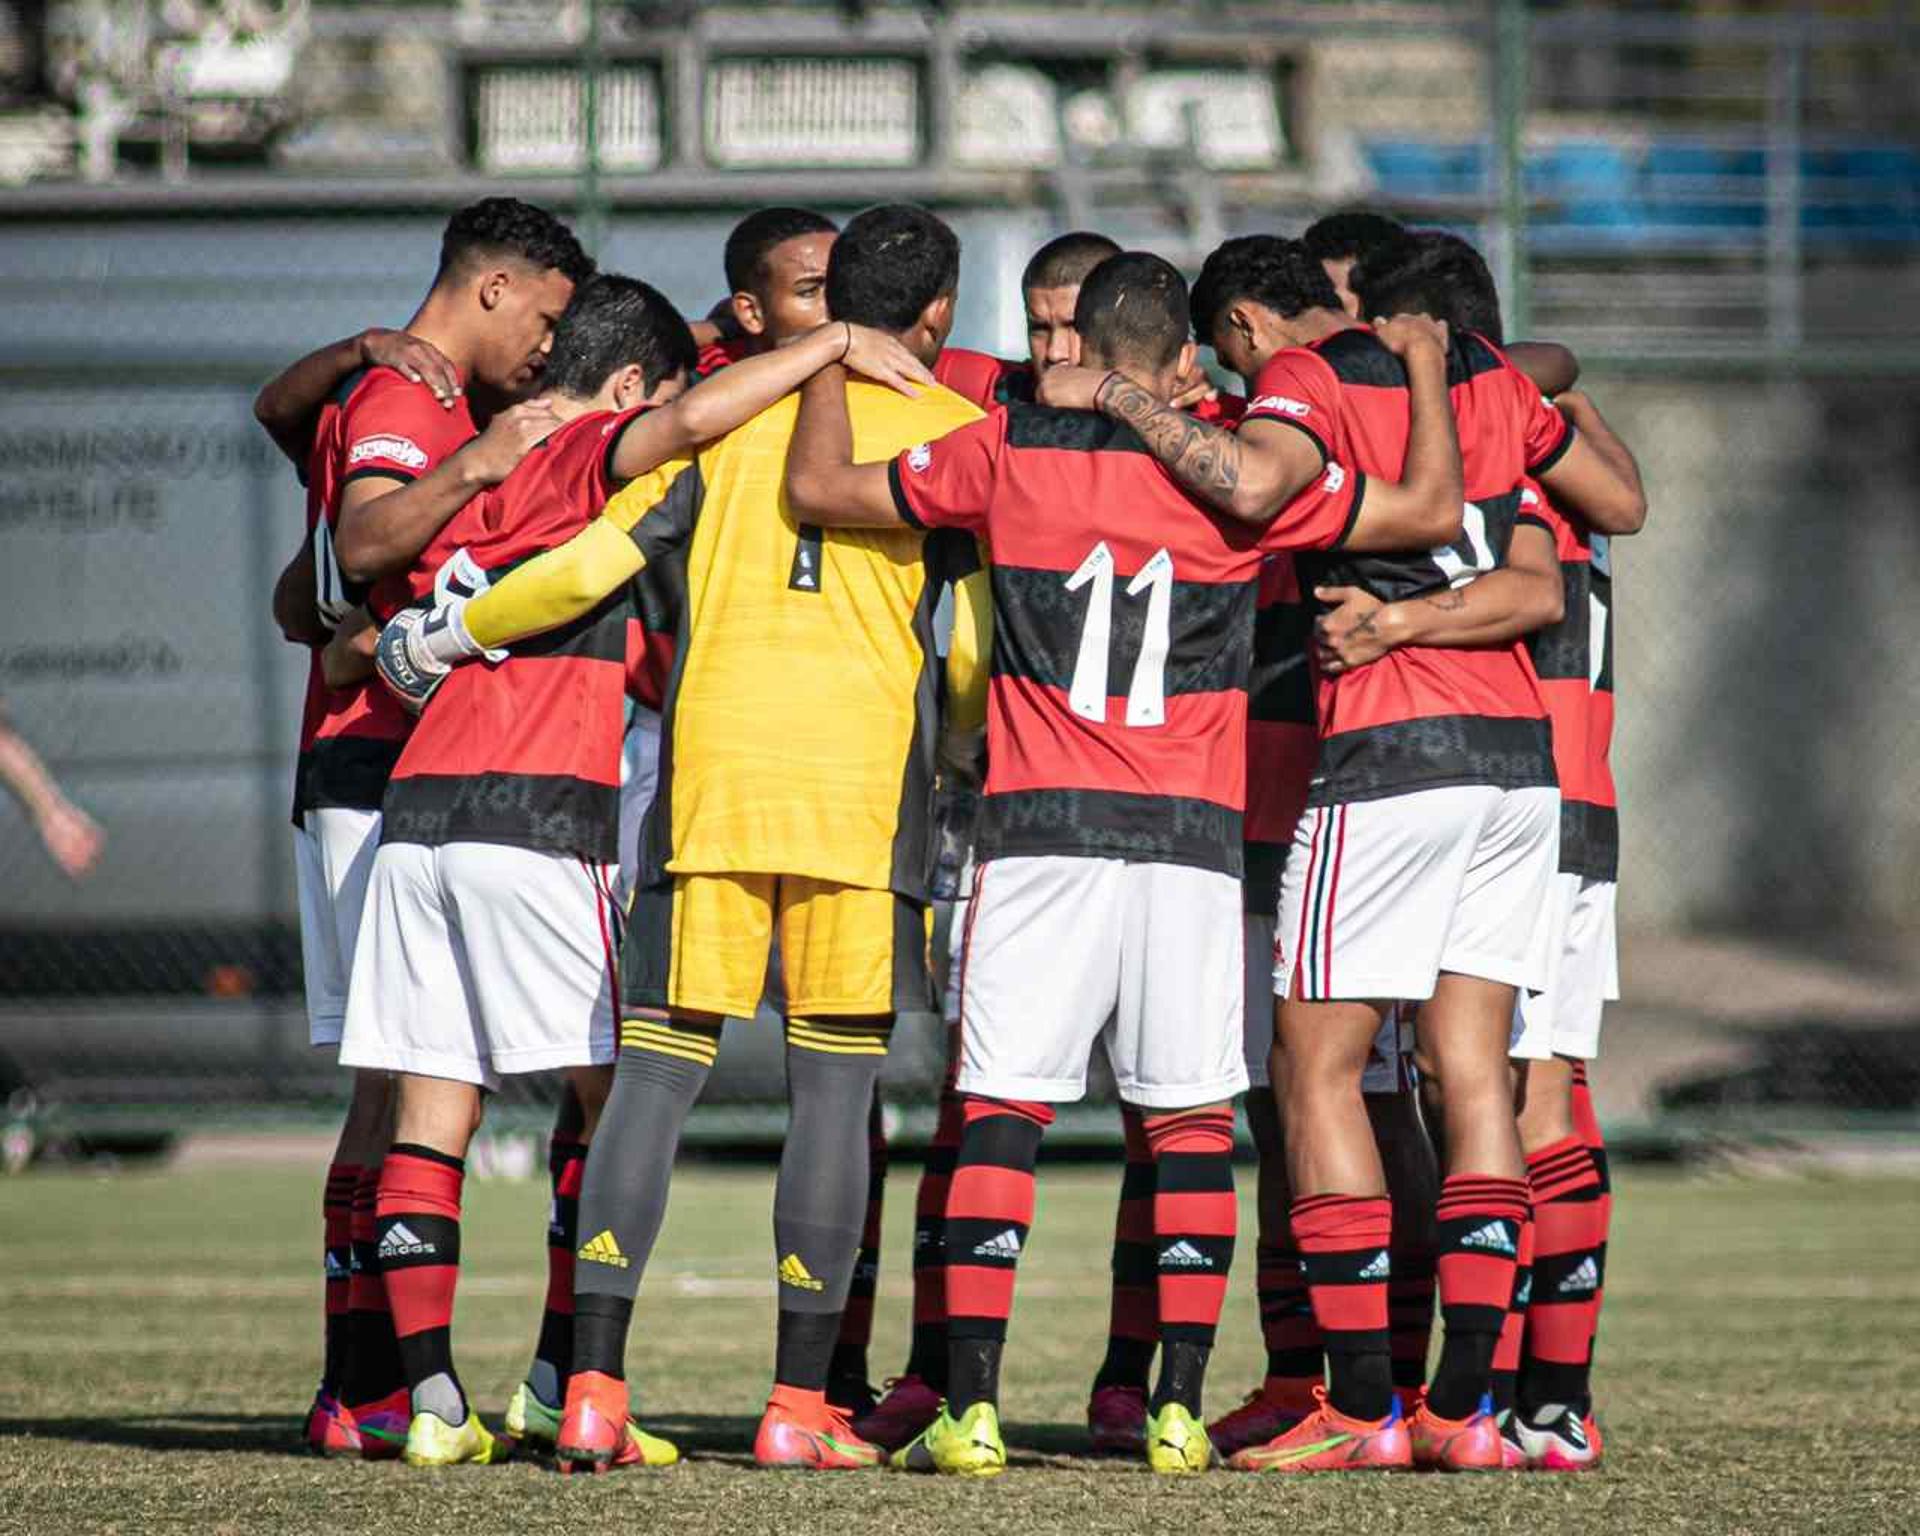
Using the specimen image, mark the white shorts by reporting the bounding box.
[955,855,1248,1109]
[339,840,621,1088]
[1275,786,1560,1003]
[1243,911,1412,1093]
[615,707,662,911]
[1510,876,1619,1062]
[293,806,381,1048]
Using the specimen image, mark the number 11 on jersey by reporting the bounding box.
[1064,541,1174,728]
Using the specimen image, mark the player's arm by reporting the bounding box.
[1314,522,1564,676]
[320,607,378,689]
[271,538,329,646]
[252,330,462,466]
[783,363,909,527]
[1542,390,1647,535]
[1334,315,1466,552]
[0,697,104,878]
[609,322,934,483]
[332,400,562,584]
[1507,341,1580,398]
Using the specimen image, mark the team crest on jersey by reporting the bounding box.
[1248,394,1312,418]
[348,433,429,470]
[906,442,933,473]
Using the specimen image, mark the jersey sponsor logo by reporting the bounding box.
[906,441,933,473]
[1248,394,1312,418]
[348,433,429,470]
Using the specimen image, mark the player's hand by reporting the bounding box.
[376,604,482,714]
[1313,585,1397,674]
[36,798,103,879]
[1034,364,1110,412]
[359,328,462,408]
[840,325,936,398]
[1372,313,1449,361]
[460,399,564,487]
[1169,359,1218,412]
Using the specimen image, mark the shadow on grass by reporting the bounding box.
[0,1412,307,1456]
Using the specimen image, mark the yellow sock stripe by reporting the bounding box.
[620,1017,722,1066]
[785,1019,891,1057]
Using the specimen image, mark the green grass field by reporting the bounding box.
[2,1154,1915,1535]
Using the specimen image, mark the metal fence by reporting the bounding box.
[2,1,1918,1151]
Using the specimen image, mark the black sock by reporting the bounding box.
[1428,1328,1500,1422]
[775,1311,844,1393]
[573,1293,634,1381]
[947,1336,1003,1416]
[1150,1338,1213,1417]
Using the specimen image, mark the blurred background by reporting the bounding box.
[1,0,1917,1165]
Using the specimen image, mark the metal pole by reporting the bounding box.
[1765,19,1805,357]
[1490,0,1531,337]
[580,0,606,257]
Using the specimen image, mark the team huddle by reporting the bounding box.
[263,193,1644,1479]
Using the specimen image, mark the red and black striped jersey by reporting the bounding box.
[379,405,659,862]
[935,347,1249,425]
[696,334,752,378]
[1247,328,1571,806]
[890,403,1360,877]
[294,366,474,821]
[1518,480,1618,880]
[1243,554,1317,914]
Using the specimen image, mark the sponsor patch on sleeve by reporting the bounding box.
[906,442,933,473]
[348,434,429,471]
[1247,395,1313,419]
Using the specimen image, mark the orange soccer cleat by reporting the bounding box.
[1408,1392,1504,1472]
[1226,1388,1411,1473]
[753,1386,884,1470]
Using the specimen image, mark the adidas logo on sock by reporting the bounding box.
[973,1229,1023,1259]
[1357,1250,1391,1280]
[779,1253,825,1291]
[378,1222,436,1259]
[1459,1221,1517,1255]
[1159,1240,1211,1269]
[1558,1256,1600,1295]
[324,1251,350,1280]
[1516,1274,1534,1307]
[578,1229,630,1269]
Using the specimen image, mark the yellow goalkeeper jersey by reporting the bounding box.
[460,378,985,897]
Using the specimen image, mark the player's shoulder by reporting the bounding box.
[1306,328,1399,388]
[1450,330,1519,388]
[1002,402,1141,455]
[848,379,985,438]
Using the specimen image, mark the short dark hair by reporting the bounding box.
[1301,209,1407,266]
[1189,235,1340,342]
[723,206,838,296]
[1351,230,1505,344]
[1073,252,1190,373]
[437,196,594,285]
[1022,231,1123,296]
[825,204,961,331]
[541,273,698,398]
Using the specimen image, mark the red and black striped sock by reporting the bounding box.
[1388,1249,1436,1399]
[342,1162,404,1407]
[1428,1174,1530,1420]
[1569,1061,1610,1416]
[320,1161,358,1397]
[1092,1105,1158,1394]
[1520,1133,1605,1416]
[1489,1215,1535,1415]
[529,1135,586,1408]
[1256,1239,1322,1417]
[1144,1107,1235,1415]
[831,1096,889,1396]
[904,1086,964,1391]
[944,1095,1052,1413]
[1292,1193,1394,1422]
[376,1144,467,1421]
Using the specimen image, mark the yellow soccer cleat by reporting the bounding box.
[402,1410,509,1467]
[1145,1402,1213,1476]
[890,1401,1007,1478]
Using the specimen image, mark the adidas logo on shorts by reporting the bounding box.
[378,1222,435,1259]
[1558,1256,1600,1295]
[1358,1250,1391,1280]
[1459,1221,1517,1255]
[973,1229,1023,1260]
[1158,1240,1211,1269]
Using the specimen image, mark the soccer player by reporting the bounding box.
[1041,233,1643,1471]
[690,206,839,374]
[784,250,1465,1477]
[383,205,986,1471]
[1301,210,1409,317]
[255,196,591,1457]
[1345,232,1645,1468]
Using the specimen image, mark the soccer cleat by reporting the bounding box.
[891,1401,1007,1478]
[1206,1387,1304,1460]
[853,1373,944,1450]
[1496,1410,1530,1469]
[514,1377,681,1471]
[1408,1392,1504,1472]
[345,1387,411,1462]
[1226,1388,1411,1473]
[1513,1402,1602,1471]
[1144,1402,1212,1476]
[402,1409,508,1467]
[304,1390,362,1457]
[753,1398,883,1470]
[1086,1383,1148,1454]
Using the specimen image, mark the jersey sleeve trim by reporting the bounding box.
[887,459,928,529]
[625,461,704,564]
[601,406,653,488]
[1242,412,1329,467]
[1330,469,1367,550]
[341,466,415,488]
[1529,414,1576,475]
